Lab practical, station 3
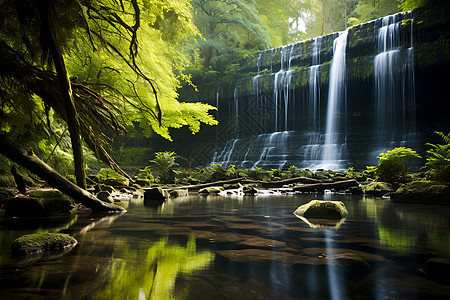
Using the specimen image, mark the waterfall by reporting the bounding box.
[321,29,349,170]
[273,45,294,131]
[374,12,415,153]
[309,37,322,132]
[208,11,419,170]
[233,81,239,136]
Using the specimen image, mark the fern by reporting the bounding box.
[424,132,450,181]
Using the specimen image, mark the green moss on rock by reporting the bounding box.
[11,233,77,258]
[95,168,129,186]
[361,181,396,196]
[392,181,450,205]
[4,190,73,217]
[294,200,348,219]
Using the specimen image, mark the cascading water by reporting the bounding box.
[209,11,418,170]
[273,45,295,131]
[374,12,416,153]
[320,29,349,170]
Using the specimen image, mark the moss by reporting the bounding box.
[392,181,450,205]
[11,233,77,258]
[95,168,129,186]
[361,181,396,196]
[294,200,348,219]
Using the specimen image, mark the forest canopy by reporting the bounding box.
[0,0,218,184]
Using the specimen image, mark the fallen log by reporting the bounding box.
[259,176,322,188]
[0,134,125,212]
[293,179,359,193]
[172,177,258,191]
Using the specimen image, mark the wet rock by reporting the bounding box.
[143,187,168,201]
[361,181,396,196]
[134,179,151,187]
[96,191,114,203]
[198,187,223,195]
[4,197,45,217]
[4,190,73,217]
[223,183,242,190]
[294,200,348,219]
[242,185,257,195]
[349,185,363,194]
[100,185,115,193]
[392,181,450,205]
[314,170,332,180]
[169,189,188,197]
[11,233,77,261]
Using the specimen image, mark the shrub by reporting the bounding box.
[374,147,421,183]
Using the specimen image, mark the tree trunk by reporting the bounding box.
[203,46,214,68]
[40,2,86,189]
[0,134,125,212]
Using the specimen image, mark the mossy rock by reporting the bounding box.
[11,233,77,259]
[4,190,73,217]
[297,169,314,178]
[294,200,348,219]
[198,187,223,194]
[361,181,396,196]
[314,170,332,180]
[391,181,450,205]
[95,168,129,186]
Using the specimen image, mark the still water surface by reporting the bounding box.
[1,193,450,299]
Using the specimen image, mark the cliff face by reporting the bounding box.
[175,4,450,169]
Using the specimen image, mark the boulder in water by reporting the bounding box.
[294,200,348,219]
[143,187,168,201]
[198,187,223,195]
[4,189,73,217]
[361,181,396,196]
[391,181,450,205]
[242,185,257,195]
[169,189,188,197]
[96,191,114,203]
[11,233,77,261]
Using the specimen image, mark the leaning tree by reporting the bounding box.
[0,0,217,209]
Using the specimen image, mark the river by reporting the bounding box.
[1,193,450,299]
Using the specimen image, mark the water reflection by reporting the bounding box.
[92,236,214,299]
[1,194,450,299]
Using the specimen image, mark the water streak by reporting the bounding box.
[321,29,349,170]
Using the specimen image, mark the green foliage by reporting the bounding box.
[95,168,129,185]
[1,0,218,175]
[424,131,450,181]
[289,165,298,174]
[135,169,155,182]
[113,147,154,167]
[146,151,181,183]
[225,165,237,178]
[374,147,421,183]
[399,0,430,11]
